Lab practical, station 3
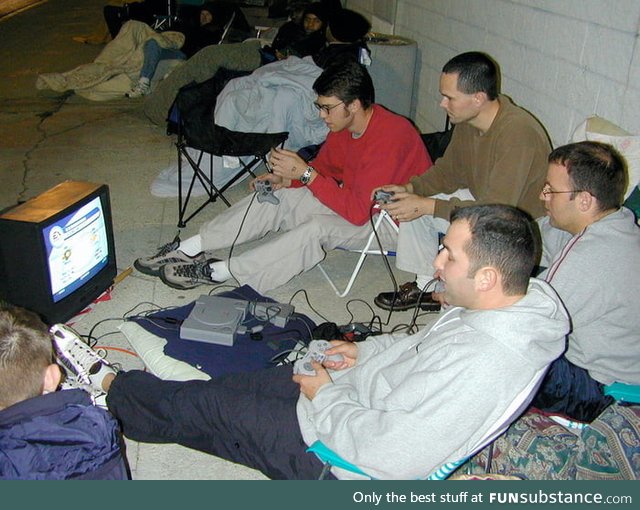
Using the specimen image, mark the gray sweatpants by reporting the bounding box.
[200,187,397,293]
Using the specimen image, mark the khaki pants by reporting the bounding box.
[199,187,398,293]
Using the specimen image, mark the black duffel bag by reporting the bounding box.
[421,116,454,162]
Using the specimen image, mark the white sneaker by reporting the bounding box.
[51,324,117,395]
[126,79,151,98]
[59,373,108,408]
[59,373,92,393]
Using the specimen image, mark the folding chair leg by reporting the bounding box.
[319,212,394,297]
[318,249,370,297]
[318,462,333,480]
[178,146,224,227]
[176,144,262,228]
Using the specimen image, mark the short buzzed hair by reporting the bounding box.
[450,204,538,295]
[442,51,499,100]
[0,306,53,410]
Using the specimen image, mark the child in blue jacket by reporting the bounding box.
[0,306,128,480]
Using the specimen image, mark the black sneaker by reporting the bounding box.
[159,257,222,290]
[134,235,206,276]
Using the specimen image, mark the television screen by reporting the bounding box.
[0,181,117,324]
[42,195,110,303]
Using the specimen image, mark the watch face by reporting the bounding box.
[301,167,312,184]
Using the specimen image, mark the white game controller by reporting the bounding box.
[254,179,280,205]
[293,340,344,376]
[373,189,395,204]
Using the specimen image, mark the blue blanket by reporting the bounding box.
[129,286,315,377]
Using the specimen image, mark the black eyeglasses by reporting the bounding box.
[541,184,585,197]
[313,101,344,114]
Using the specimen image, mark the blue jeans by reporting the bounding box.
[140,39,185,81]
[532,356,614,422]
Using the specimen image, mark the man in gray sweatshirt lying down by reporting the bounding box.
[53,204,568,480]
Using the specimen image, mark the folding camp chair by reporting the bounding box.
[217,10,236,44]
[154,1,237,39]
[152,0,178,31]
[170,69,288,227]
[317,208,399,297]
[308,365,549,479]
[175,123,288,227]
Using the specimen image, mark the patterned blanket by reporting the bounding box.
[467,404,640,479]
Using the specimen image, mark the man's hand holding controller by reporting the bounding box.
[293,340,347,376]
[373,189,395,204]
[372,184,435,221]
[254,179,280,205]
[251,173,289,191]
[372,185,406,204]
[293,340,358,400]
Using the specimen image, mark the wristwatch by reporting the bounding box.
[300,165,314,185]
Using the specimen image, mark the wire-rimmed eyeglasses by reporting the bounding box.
[541,184,584,197]
[313,101,344,114]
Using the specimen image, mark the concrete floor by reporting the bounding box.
[0,0,435,479]
[0,0,45,19]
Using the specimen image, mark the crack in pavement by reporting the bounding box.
[17,94,133,203]
[18,91,73,203]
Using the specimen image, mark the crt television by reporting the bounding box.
[0,181,117,324]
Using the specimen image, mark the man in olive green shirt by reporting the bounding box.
[374,51,551,312]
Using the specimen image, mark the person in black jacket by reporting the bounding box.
[178,1,253,56]
[126,1,251,98]
[261,2,331,63]
[313,7,371,69]
[0,306,128,480]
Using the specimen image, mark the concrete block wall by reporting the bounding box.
[347,0,640,147]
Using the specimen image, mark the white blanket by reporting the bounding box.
[214,56,328,150]
[151,56,328,197]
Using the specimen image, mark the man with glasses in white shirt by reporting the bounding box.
[134,60,430,293]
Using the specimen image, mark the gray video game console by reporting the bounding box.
[179,295,295,346]
[180,295,248,347]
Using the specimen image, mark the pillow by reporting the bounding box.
[572,116,640,199]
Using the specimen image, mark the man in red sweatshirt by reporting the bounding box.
[135,60,431,293]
